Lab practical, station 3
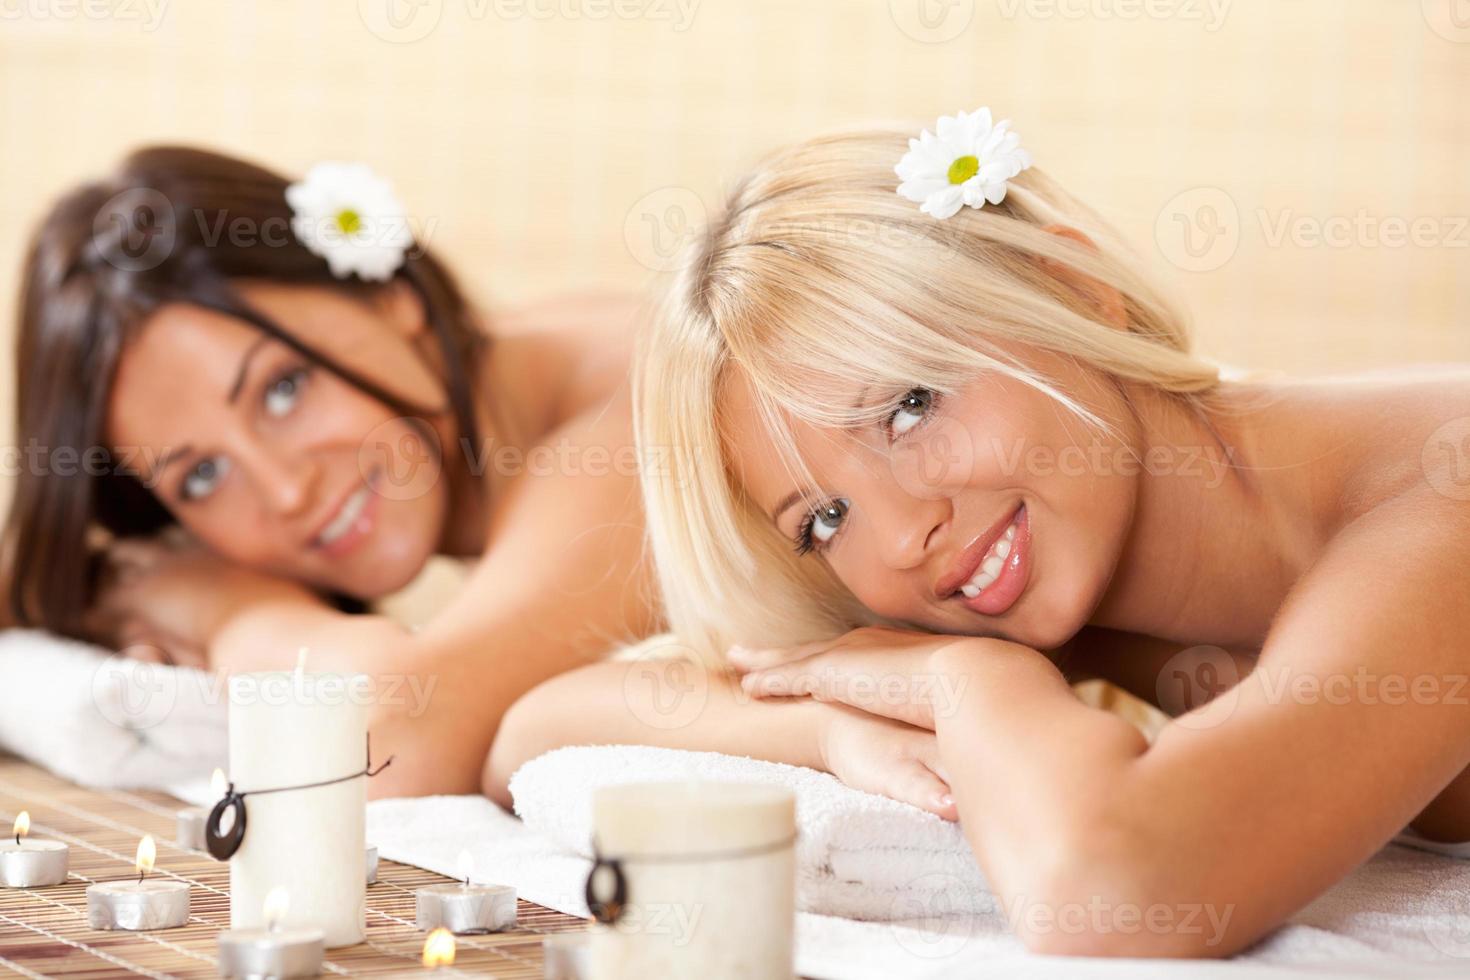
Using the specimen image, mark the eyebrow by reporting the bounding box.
[142,334,273,484]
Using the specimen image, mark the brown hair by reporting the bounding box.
[3,145,489,637]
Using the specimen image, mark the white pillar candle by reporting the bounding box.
[86,836,190,930]
[218,887,325,978]
[543,932,590,979]
[228,668,369,948]
[0,812,69,887]
[586,782,795,980]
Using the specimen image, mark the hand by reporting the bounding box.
[817,704,958,820]
[732,625,1004,730]
[85,532,323,668]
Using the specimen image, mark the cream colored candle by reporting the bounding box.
[228,668,369,948]
[586,782,795,979]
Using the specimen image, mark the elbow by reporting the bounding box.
[1005,820,1240,959]
[481,685,551,809]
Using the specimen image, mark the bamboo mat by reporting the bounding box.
[0,755,587,978]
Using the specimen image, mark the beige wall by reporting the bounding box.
[1,0,1466,466]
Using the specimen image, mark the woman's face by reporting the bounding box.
[723,348,1140,651]
[105,281,452,600]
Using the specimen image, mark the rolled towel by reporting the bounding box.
[0,629,227,788]
[509,744,994,921]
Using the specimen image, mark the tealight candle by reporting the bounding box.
[0,812,69,888]
[416,850,517,934]
[87,836,190,931]
[585,782,795,979]
[176,770,229,854]
[218,887,325,979]
[366,845,379,885]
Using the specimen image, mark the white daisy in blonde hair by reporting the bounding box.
[285,162,413,281]
[895,107,1033,219]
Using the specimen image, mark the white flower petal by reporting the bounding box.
[921,185,966,219]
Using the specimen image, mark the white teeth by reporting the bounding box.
[957,509,1023,600]
[318,486,369,546]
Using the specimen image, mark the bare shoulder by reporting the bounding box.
[493,291,644,417]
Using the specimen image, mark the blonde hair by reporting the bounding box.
[635,127,1226,666]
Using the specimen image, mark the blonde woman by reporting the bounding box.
[490,111,1470,957]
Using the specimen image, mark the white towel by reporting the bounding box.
[509,744,993,922]
[0,629,227,787]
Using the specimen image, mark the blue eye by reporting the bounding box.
[795,498,849,555]
[264,367,308,418]
[887,388,935,437]
[181,456,231,501]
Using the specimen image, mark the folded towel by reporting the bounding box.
[0,629,227,787]
[509,744,993,921]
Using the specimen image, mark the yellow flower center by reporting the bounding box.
[335,209,363,235]
[947,155,980,185]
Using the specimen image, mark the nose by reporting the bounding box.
[238,439,319,519]
[865,487,948,571]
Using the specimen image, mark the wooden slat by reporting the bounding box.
[0,756,587,978]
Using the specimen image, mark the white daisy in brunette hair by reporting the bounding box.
[895,107,1033,219]
[285,162,414,281]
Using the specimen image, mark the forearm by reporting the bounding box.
[484,659,829,806]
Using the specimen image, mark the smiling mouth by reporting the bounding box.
[941,503,1032,618]
[312,468,380,553]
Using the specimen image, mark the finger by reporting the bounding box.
[889,757,958,821]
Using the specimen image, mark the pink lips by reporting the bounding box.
[957,504,1031,617]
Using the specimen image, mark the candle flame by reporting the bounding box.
[294,647,308,677]
[135,835,157,877]
[456,849,475,886]
[210,768,228,799]
[13,811,29,842]
[422,927,456,968]
[263,887,290,931]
